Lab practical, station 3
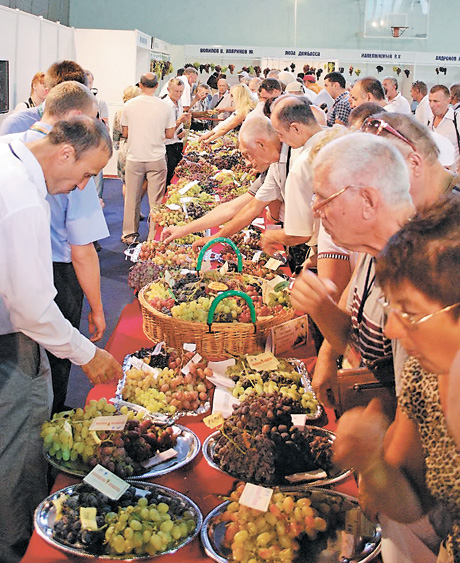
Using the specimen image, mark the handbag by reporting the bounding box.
[332,355,397,420]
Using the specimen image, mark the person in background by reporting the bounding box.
[428,84,459,170]
[450,83,460,112]
[190,83,212,131]
[210,78,234,121]
[304,73,322,95]
[335,194,460,563]
[0,60,86,135]
[238,70,250,86]
[199,83,256,144]
[411,80,432,125]
[121,72,175,244]
[323,72,351,126]
[249,77,262,100]
[0,116,121,563]
[349,76,387,109]
[14,71,48,112]
[383,76,412,114]
[164,78,190,185]
[160,66,198,111]
[112,85,141,198]
[84,70,109,201]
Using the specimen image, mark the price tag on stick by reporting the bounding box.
[239,483,273,512]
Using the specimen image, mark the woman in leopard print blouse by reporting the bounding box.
[334,195,460,562]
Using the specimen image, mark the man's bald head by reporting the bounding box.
[139,73,158,89]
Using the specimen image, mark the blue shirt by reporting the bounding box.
[0,124,109,262]
[0,106,42,135]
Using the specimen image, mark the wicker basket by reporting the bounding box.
[138,238,294,360]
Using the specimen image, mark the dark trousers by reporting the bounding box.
[165,142,184,187]
[47,262,84,414]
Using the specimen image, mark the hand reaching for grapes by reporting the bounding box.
[191,234,215,250]
[160,225,187,244]
[82,348,122,385]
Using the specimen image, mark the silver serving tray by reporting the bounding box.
[34,481,203,560]
[202,426,352,488]
[201,488,381,563]
[45,424,200,480]
[118,349,211,424]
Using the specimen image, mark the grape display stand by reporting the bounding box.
[138,238,294,360]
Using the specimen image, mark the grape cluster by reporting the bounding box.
[174,160,217,181]
[122,349,213,414]
[216,483,349,563]
[186,201,206,220]
[213,393,332,485]
[226,357,319,414]
[128,261,163,294]
[41,399,177,478]
[52,484,198,557]
[212,151,245,170]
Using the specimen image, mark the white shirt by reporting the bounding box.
[121,94,175,162]
[283,130,325,239]
[163,96,183,145]
[414,95,432,126]
[385,92,412,114]
[427,106,459,169]
[160,76,191,108]
[0,139,95,365]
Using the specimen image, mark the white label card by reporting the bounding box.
[178,180,199,194]
[80,507,98,531]
[83,464,130,500]
[252,251,262,263]
[89,415,128,432]
[219,261,229,275]
[291,414,307,429]
[129,357,161,378]
[181,353,202,375]
[212,388,240,417]
[265,258,283,271]
[246,352,279,371]
[166,204,181,211]
[180,197,194,203]
[141,448,178,469]
[183,343,197,352]
[152,341,165,355]
[239,483,273,512]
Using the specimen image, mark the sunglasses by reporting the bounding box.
[361,118,417,152]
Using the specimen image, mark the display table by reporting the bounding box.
[23,299,359,563]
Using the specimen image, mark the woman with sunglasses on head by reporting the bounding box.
[334,194,460,563]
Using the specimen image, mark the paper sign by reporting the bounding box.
[80,507,98,531]
[266,315,309,356]
[63,419,73,448]
[164,270,174,287]
[83,464,130,500]
[152,341,165,355]
[291,414,307,429]
[285,469,328,483]
[265,258,283,270]
[212,388,240,417]
[246,352,279,372]
[178,180,199,194]
[204,411,225,428]
[180,269,195,275]
[89,415,128,432]
[201,260,212,272]
[240,172,248,181]
[267,275,287,290]
[183,343,197,352]
[219,261,229,275]
[251,218,265,229]
[166,203,181,211]
[181,353,202,375]
[239,483,273,512]
[129,357,161,378]
[141,448,178,469]
[180,197,193,203]
[252,251,262,263]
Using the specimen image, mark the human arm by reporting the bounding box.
[161,192,254,244]
[261,229,311,256]
[71,243,105,342]
[165,126,176,140]
[122,125,128,139]
[200,112,245,144]
[334,400,431,523]
[192,195,269,249]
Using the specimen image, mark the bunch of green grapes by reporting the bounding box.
[106,495,197,556]
[218,483,334,562]
[41,399,118,464]
[171,296,242,323]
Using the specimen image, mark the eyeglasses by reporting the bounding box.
[361,118,417,152]
[311,184,365,214]
[378,296,460,330]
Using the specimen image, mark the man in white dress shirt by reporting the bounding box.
[383,76,411,114]
[0,116,122,562]
[428,84,459,170]
[411,80,432,125]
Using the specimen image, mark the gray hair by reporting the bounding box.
[313,132,411,208]
[48,115,113,159]
[239,115,278,143]
[383,76,398,90]
[44,81,96,119]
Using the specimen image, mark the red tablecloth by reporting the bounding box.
[23,299,358,563]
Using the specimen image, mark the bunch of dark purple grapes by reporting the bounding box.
[128,261,162,293]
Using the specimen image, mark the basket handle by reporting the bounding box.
[197,237,243,272]
[207,290,257,331]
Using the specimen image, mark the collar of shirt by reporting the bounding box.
[9,138,47,199]
[334,91,349,103]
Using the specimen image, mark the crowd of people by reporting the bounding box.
[0,59,459,563]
